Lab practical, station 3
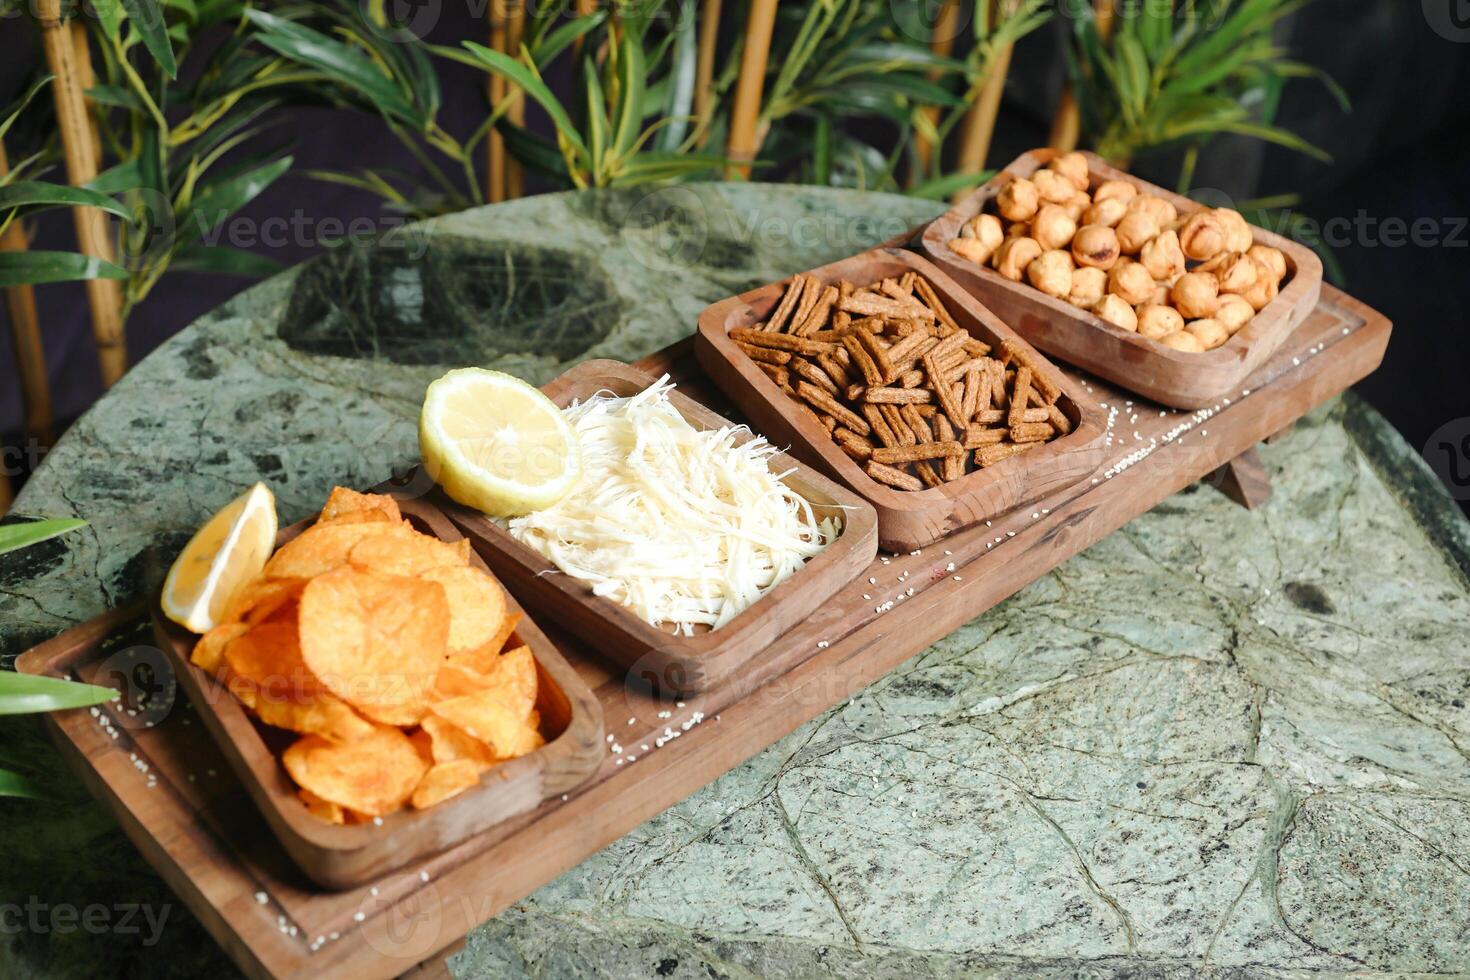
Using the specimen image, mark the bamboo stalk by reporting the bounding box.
[36,0,126,387]
[70,19,102,170]
[504,0,525,199]
[911,0,959,185]
[486,0,509,204]
[694,0,722,147]
[573,0,597,57]
[953,1,1016,200]
[0,142,56,449]
[724,0,779,179]
[1048,0,1118,151]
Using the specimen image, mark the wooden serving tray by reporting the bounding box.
[919,149,1324,410]
[149,494,605,890]
[435,359,879,694]
[694,247,1108,551]
[13,284,1388,980]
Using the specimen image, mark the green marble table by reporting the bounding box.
[3,185,1469,979]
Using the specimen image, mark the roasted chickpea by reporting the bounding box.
[1031,168,1076,204]
[997,178,1040,222]
[1032,204,1078,251]
[1108,259,1156,306]
[994,235,1043,281]
[1215,294,1256,334]
[1186,318,1230,350]
[1093,179,1138,204]
[1136,304,1184,340]
[1247,244,1288,283]
[1158,330,1205,352]
[1093,294,1139,332]
[1067,266,1107,308]
[1171,271,1220,319]
[1115,210,1160,255]
[1083,197,1128,229]
[1027,249,1075,299]
[1072,225,1121,270]
[1128,194,1177,227]
[1050,151,1090,192]
[1216,208,1255,253]
[1140,229,1186,281]
[947,237,995,266]
[1179,210,1229,262]
[1237,260,1279,311]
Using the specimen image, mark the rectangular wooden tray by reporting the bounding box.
[694,246,1108,551]
[434,359,879,694]
[148,492,606,890]
[919,148,1324,410]
[13,284,1388,980]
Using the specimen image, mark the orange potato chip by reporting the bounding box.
[408,728,435,766]
[420,714,498,770]
[483,644,538,718]
[432,662,492,701]
[264,521,410,580]
[347,531,468,578]
[428,685,542,760]
[283,726,427,817]
[419,565,505,655]
[222,577,306,625]
[298,567,448,726]
[299,787,346,824]
[448,611,522,673]
[220,621,375,742]
[411,760,480,809]
[320,487,402,525]
[192,621,248,676]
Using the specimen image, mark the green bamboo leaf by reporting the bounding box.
[657,0,697,152]
[0,518,86,556]
[907,169,996,201]
[0,252,129,287]
[0,767,46,800]
[182,156,293,237]
[0,672,119,716]
[93,0,124,38]
[0,181,135,222]
[245,10,417,125]
[583,61,608,178]
[497,123,571,183]
[86,159,144,195]
[84,84,146,110]
[121,0,179,78]
[461,43,588,161]
[0,74,54,143]
[1275,60,1351,112]
[612,26,647,160]
[530,12,608,66]
[170,243,282,277]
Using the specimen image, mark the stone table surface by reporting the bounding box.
[2,185,1468,979]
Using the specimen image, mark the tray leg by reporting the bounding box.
[397,937,467,980]
[1214,447,1273,510]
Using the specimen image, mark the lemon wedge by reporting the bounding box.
[419,368,580,517]
[162,482,278,634]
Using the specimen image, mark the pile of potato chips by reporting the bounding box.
[191,487,544,823]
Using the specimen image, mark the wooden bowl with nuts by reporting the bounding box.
[919,148,1323,410]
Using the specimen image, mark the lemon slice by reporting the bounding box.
[162,482,278,634]
[419,368,580,517]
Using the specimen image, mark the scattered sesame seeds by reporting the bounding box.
[255,892,268,905]
[816,640,829,649]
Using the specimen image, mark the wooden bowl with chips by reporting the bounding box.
[694,247,1108,552]
[919,149,1324,410]
[152,492,605,890]
[436,359,879,696]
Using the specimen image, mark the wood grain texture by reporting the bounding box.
[920,149,1325,410]
[148,494,605,890]
[695,247,1109,551]
[13,286,1389,980]
[436,359,879,694]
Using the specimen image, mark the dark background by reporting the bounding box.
[2,0,1468,506]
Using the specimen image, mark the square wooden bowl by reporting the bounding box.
[436,359,879,696]
[920,148,1324,410]
[152,492,605,891]
[694,247,1108,553]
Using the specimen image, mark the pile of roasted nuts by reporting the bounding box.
[947,151,1291,353]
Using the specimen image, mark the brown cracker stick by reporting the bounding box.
[793,284,840,336]
[871,441,965,465]
[1009,366,1033,428]
[764,277,804,333]
[1046,402,1073,435]
[841,335,884,386]
[964,424,1007,450]
[912,276,961,335]
[922,351,968,430]
[865,461,925,492]
[862,404,901,448]
[1010,421,1056,443]
[856,328,897,383]
[730,327,832,356]
[737,342,792,366]
[976,442,1037,468]
[913,461,945,488]
[789,357,839,395]
[880,404,916,446]
[961,361,986,419]
[758,363,789,387]
[864,386,933,405]
[833,428,875,461]
[900,404,933,443]
[795,381,869,435]
[934,416,964,482]
[999,339,1061,403]
[839,292,935,321]
[786,275,824,334]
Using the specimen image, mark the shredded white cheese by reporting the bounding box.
[506,376,840,633]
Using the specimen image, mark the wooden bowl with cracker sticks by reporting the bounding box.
[695,248,1107,552]
[920,149,1323,410]
[152,487,605,890]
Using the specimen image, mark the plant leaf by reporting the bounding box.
[462,43,588,161]
[0,767,47,799]
[0,181,135,222]
[0,252,129,287]
[0,74,54,143]
[0,518,87,555]
[170,243,283,277]
[0,672,119,716]
[121,0,179,78]
[180,155,293,240]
